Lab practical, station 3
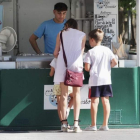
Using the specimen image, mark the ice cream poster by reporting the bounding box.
[44,84,91,110]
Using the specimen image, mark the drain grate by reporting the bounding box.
[109,110,122,124]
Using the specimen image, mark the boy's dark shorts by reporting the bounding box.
[90,85,113,98]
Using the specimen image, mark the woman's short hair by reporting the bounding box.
[54,2,68,11]
[89,29,104,43]
[64,18,78,30]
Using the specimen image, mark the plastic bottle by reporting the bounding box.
[71,0,76,18]
[81,0,86,18]
[75,0,81,18]
[77,20,82,31]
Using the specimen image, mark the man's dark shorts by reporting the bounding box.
[90,85,113,98]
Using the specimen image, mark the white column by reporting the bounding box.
[136,0,140,66]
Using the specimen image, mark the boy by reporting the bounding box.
[84,29,117,131]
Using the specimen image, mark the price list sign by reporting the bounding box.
[94,0,118,49]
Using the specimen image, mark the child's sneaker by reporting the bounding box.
[73,125,82,133]
[99,125,109,131]
[85,125,97,131]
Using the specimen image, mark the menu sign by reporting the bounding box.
[94,0,118,48]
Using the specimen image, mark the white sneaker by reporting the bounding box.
[73,125,82,133]
[85,126,97,131]
[99,126,109,131]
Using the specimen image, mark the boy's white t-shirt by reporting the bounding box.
[84,45,115,86]
[50,58,60,85]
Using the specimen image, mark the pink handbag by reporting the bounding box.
[64,69,83,87]
[60,31,83,87]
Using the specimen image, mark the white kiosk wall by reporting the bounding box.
[0,0,15,56]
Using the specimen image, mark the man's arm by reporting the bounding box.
[29,34,42,54]
[111,58,118,68]
[85,63,90,72]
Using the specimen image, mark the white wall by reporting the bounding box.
[18,0,70,54]
[0,0,15,55]
[1,0,14,28]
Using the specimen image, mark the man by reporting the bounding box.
[29,2,68,54]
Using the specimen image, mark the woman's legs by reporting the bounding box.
[60,82,68,124]
[91,97,99,126]
[101,97,110,126]
[73,87,81,126]
[56,95,62,122]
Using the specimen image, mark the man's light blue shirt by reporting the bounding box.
[34,19,66,54]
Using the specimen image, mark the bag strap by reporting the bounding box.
[60,31,68,68]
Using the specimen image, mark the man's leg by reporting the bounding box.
[91,97,99,126]
[101,97,110,126]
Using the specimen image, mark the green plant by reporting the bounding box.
[119,0,136,14]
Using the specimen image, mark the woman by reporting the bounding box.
[54,18,86,132]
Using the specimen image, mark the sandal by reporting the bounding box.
[61,119,68,132]
[73,120,82,133]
